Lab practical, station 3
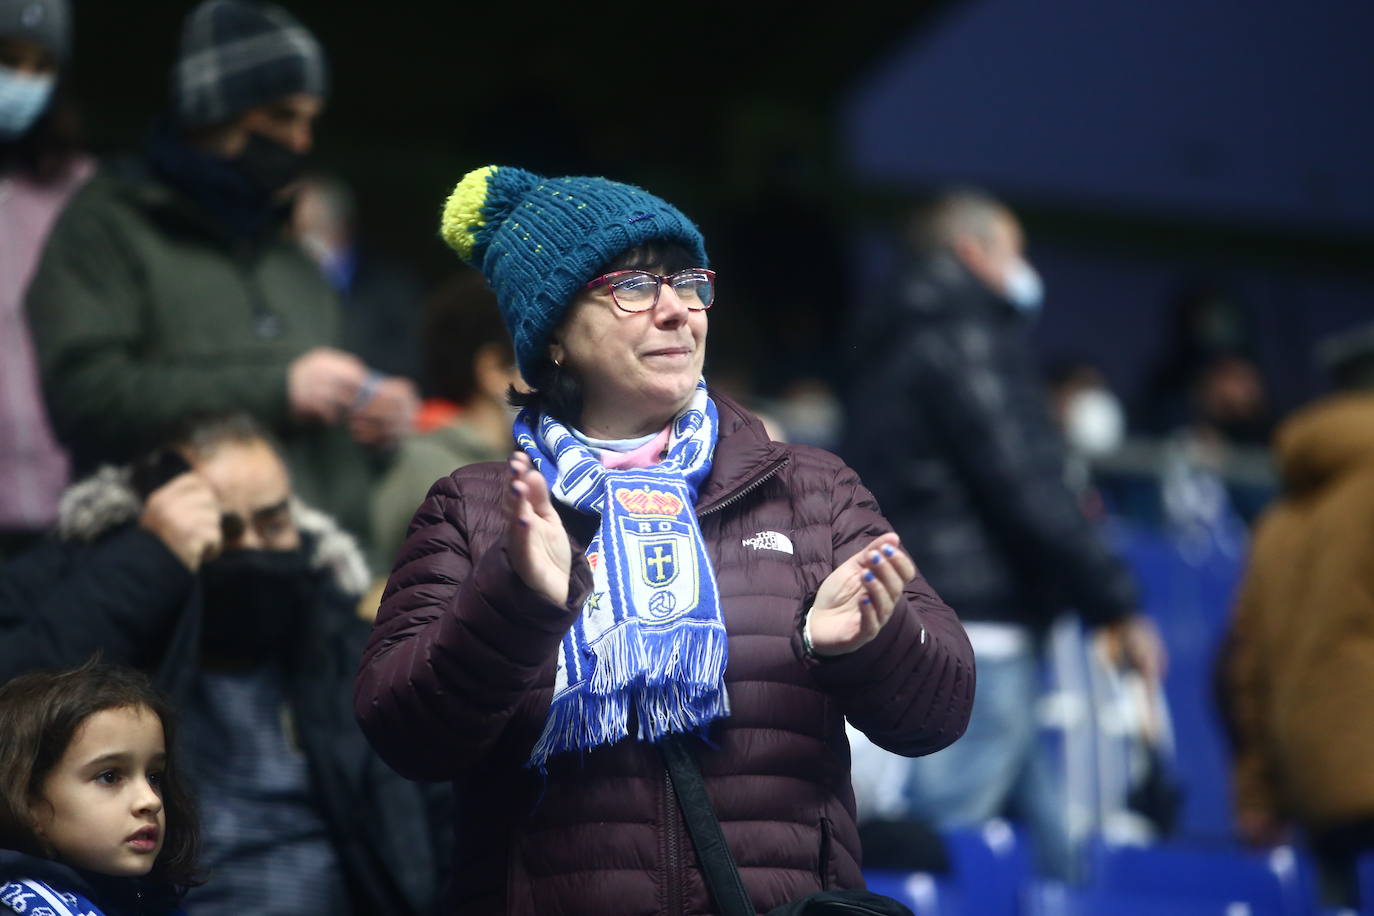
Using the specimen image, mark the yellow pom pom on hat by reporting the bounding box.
[437,164,708,378]
[440,164,497,263]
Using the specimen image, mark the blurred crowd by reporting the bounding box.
[2,0,1373,914]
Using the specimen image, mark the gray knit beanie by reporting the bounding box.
[173,0,327,128]
[0,0,70,61]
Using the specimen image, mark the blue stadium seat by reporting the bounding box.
[1026,882,1287,915]
[943,821,1031,915]
[1357,849,1374,916]
[864,869,955,916]
[1078,838,1308,915]
[862,821,1030,915]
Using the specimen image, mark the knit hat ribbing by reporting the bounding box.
[440,165,709,379]
[0,0,69,61]
[173,0,327,128]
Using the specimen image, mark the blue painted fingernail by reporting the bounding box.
[882,545,896,557]
[510,485,519,494]
[860,596,871,605]
[864,570,875,582]
[870,552,882,565]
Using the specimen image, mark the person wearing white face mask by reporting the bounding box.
[0,0,91,560]
[842,189,1165,882]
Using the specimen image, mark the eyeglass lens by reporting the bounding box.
[611,270,714,311]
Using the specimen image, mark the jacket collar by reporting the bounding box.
[695,389,789,513]
[0,848,178,916]
[105,146,285,254]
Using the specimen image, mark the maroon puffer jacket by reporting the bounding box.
[355,393,974,915]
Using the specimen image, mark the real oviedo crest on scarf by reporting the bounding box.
[612,481,702,626]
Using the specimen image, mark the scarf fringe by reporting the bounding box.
[588,621,646,695]
[636,680,733,743]
[640,622,729,690]
[528,684,631,770]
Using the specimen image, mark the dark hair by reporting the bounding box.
[507,239,701,423]
[0,661,201,890]
[165,410,283,464]
[422,269,515,405]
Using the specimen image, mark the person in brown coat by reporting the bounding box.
[353,165,975,915]
[1222,321,1374,908]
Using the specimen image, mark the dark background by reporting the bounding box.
[69,2,947,277]
[66,0,1374,414]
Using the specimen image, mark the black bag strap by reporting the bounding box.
[660,736,756,916]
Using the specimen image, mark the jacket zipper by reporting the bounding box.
[654,452,786,914]
[664,765,685,916]
[241,261,285,339]
[697,456,789,518]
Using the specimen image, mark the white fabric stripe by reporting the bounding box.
[20,879,82,916]
[183,5,220,117]
[178,27,321,92]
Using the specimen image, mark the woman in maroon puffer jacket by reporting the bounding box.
[354,165,975,915]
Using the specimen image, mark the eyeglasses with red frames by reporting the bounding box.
[581,268,716,313]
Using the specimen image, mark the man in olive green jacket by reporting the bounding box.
[25,0,414,553]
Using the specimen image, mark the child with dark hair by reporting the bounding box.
[0,662,199,915]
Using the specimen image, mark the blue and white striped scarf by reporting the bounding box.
[2,879,106,916]
[515,381,729,769]
[1,878,186,916]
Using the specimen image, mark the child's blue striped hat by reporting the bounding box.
[440,165,708,378]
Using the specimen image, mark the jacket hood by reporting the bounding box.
[0,848,83,888]
[56,466,370,596]
[1275,392,1374,494]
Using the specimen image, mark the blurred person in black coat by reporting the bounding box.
[842,189,1164,879]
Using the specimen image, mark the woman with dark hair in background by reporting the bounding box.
[369,270,522,573]
[356,164,974,914]
[0,0,90,559]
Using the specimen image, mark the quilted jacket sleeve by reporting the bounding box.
[809,459,975,757]
[0,527,193,683]
[353,470,588,782]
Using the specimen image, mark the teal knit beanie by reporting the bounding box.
[440,165,709,379]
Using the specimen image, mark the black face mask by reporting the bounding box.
[231,131,307,194]
[199,548,315,663]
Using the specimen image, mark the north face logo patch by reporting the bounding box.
[742,531,794,555]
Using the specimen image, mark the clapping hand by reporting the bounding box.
[505,452,573,606]
[807,533,916,657]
